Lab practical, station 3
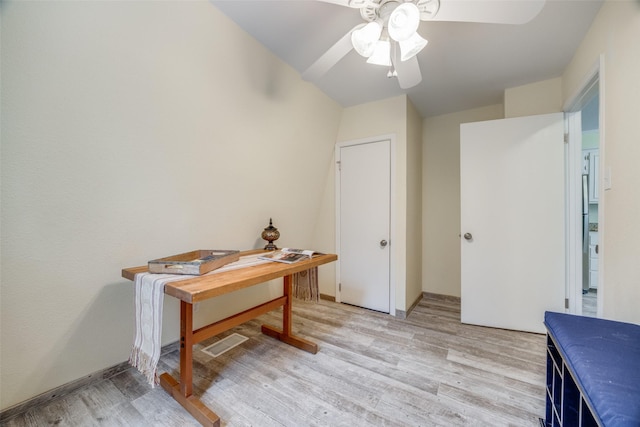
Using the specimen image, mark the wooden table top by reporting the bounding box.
[122,249,337,304]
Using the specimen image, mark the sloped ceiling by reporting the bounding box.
[211,0,603,117]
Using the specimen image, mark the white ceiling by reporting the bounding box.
[210,0,603,118]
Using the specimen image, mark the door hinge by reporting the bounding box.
[339,283,342,292]
[336,160,341,171]
[564,133,569,144]
[565,298,569,309]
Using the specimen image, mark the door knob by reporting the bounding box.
[463,233,473,241]
[380,240,388,247]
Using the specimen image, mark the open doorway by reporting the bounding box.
[580,88,599,316]
[565,58,604,318]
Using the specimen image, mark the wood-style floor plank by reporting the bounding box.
[1,297,547,426]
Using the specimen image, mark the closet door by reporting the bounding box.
[337,138,391,313]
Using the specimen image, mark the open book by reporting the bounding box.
[258,248,322,264]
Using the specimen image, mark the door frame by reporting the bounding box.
[564,54,605,317]
[335,134,396,316]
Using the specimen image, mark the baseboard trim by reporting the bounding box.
[423,291,461,303]
[0,341,179,422]
[319,293,335,302]
[395,293,424,320]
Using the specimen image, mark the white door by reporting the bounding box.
[337,139,391,313]
[460,113,566,334]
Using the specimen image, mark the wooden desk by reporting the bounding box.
[122,250,337,427]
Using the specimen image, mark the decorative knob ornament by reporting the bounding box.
[261,218,280,251]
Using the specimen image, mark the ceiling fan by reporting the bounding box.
[302,0,545,89]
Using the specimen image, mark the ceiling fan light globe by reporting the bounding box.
[400,32,428,61]
[366,40,392,66]
[388,2,421,42]
[351,21,382,57]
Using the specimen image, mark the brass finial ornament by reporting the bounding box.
[261,218,280,251]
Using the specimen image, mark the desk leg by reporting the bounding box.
[180,300,193,396]
[261,274,318,354]
[159,301,220,427]
[282,274,293,336]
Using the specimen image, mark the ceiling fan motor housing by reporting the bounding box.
[360,0,440,22]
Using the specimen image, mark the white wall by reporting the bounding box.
[562,0,640,324]
[311,164,339,298]
[421,104,504,298]
[504,77,563,118]
[0,1,342,410]
[405,98,423,309]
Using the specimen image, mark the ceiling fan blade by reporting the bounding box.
[395,56,422,89]
[302,24,365,81]
[316,0,378,8]
[428,0,545,24]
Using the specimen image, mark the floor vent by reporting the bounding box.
[201,333,248,357]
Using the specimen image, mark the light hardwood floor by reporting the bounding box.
[582,289,597,317]
[2,296,547,426]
